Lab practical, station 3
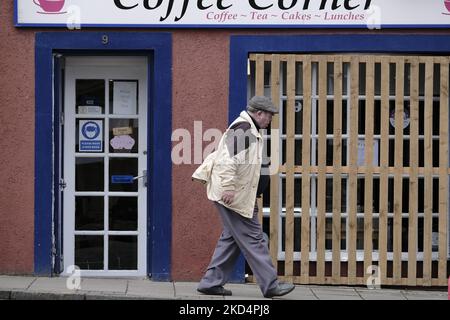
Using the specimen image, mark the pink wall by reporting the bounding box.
[0,0,35,274]
[171,31,230,280]
[1,1,450,279]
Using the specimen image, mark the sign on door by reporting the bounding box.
[79,120,103,152]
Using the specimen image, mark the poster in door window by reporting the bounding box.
[113,81,137,115]
[79,120,103,152]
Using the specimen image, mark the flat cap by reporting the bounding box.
[247,96,279,114]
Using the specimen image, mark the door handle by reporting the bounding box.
[133,170,147,187]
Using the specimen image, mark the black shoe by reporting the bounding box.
[197,286,232,296]
[264,283,295,298]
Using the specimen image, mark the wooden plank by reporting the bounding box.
[281,165,449,175]
[249,54,255,61]
[310,55,352,64]
[255,54,265,226]
[316,56,327,283]
[438,58,449,283]
[379,57,390,285]
[418,278,447,287]
[256,196,263,225]
[348,58,359,285]
[284,55,296,279]
[249,275,446,287]
[408,58,419,286]
[257,194,264,224]
[332,57,343,284]
[308,54,392,63]
[291,276,367,286]
[423,59,434,286]
[393,59,405,285]
[255,54,265,96]
[269,55,281,270]
[277,54,288,62]
[301,55,312,283]
[364,57,375,283]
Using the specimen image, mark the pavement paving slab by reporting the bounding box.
[28,277,80,295]
[224,283,268,300]
[174,282,225,300]
[0,276,36,290]
[315,294,362,300]
[80,278,127,294]
[126,279,175,299]
[356,288,407,300]
[358,292,407,300]
[402,290,448,300]
[311,288,360,296]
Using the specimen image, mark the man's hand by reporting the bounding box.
[221,191,235,205]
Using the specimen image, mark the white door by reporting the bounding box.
[62,57,148,277]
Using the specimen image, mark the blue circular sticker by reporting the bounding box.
[81,121,101,140]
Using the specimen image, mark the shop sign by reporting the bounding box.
[15,0,450,28]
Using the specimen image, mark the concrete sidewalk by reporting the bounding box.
[0,276,447,300]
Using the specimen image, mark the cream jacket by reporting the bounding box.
[192,111,263,218]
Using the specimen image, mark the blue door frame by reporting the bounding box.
[35,32,172,281]
[228,34,450,282]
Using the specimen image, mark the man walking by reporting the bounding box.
[192,96,295,298]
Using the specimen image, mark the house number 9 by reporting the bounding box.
[102,35,109,45]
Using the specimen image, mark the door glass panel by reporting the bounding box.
[75,235,104,270]
[75,197,104,231]
[76,158,104,191]
[76,80,105,115]
[109,197,137,231]
[109,119,139,154]
[109,158,138,192]
[109,236,137,270]
[109,80,139,115]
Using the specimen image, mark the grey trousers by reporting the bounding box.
[198,202,278,296]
